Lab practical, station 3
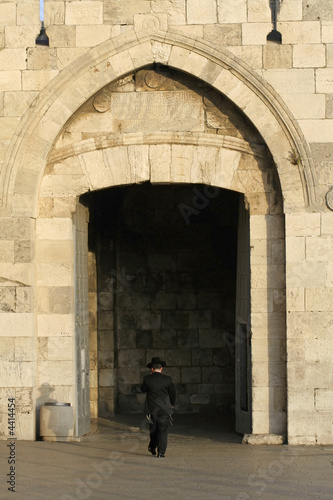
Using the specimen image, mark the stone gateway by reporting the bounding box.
[0,1,332,446]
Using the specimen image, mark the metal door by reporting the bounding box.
[235,197,252,434]
[73,201,90,437]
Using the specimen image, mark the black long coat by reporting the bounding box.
[140,372,176,416]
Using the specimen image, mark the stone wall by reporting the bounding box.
[285,212,333,444]
[96,232,116,418]
[88,183,239,415]
[0,217,35,439]
[0,1,332,443]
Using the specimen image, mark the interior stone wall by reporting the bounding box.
[87,183,240,415]
[95,232,116,418]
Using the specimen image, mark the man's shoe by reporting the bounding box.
[157,453,165,458]
[148,446,156,456]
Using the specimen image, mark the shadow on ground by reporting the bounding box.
[90,412,242,444]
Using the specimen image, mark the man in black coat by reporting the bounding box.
[140,357,176,458]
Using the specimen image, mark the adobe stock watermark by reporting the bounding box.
[60,418,149,500]
[178,186,219,225]
[105,267,128,294]
[105,267,143,294]
[233,447,299,499]
[222,326,251,359]
[215,446,300,499]
[60,451,124,500]
[7,398,17,493]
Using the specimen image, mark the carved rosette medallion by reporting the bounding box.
[93,92,110,113]
[144,71,167,89]
[325,187,333,211]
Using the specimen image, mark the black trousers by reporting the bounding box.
[149,413,169,454]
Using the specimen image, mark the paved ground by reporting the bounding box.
[1,414,333,500]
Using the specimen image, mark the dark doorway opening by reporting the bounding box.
[83,182,240,422]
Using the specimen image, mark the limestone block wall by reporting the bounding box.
[250,213,286,436]
[0,2,331,212]
[0,217,35,439]
[0,1,332,442]
[286,212,333,444]
[34,215,76,437]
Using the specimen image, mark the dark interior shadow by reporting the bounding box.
[100,413,242,444]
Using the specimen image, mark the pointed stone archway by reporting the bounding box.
[1,29,319,217]
[35,61,286,440]
[1,29,306,440]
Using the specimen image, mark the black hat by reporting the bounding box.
[147,357,166,369]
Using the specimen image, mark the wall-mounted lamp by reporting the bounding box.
[267,29,282,44]
[36,22,49,46]
[36,0,49,46]
[267,0,282,44]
